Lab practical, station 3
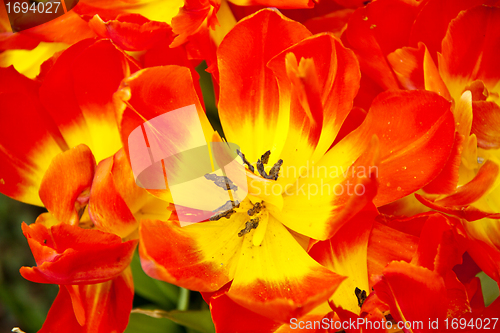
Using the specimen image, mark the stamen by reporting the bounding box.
[237,149,255,173]
[238,218,260,237]
[209,200,240,221]
[204,173,237,191]
[268,159,283,180]
[260,150,271,164]
[355,287,367,307]
[247,202,263,216]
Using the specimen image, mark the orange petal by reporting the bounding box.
[334,90,455,206]
[39,269,134,333]
[0,66,64,206]
[20,221,137,284]
[39,144,96,226]
[139,219,237,292]
[115,66,208,203]
[217,9,311,164]
[367,221,418,283]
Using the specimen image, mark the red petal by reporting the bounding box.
[387,42,451,100]
[373,261,448,329]
[411,213,467,276]
[204,289,283,332]
[88,13,173,51]
[20,221,137,284]
[439,5,500,100]
[471,101,500,149]
[170,0,220,48]
[39,269,134,333]
[39,144,96,226]
[0,66,64,205]
[409,0,499,62]
[342,0,421,92]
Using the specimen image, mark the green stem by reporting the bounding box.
[177,287,190,311]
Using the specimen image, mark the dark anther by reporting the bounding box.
[204,173,238,191]
[363,0,371,5]
[268,159,283,180]
[261,150,271,164]
[238,218,260,237]
[355,287,367,308]
[237,149,255,173]
[256,151,283,180]
[209,200,240,221]
[247,202,263,216]
[43,239,47,244]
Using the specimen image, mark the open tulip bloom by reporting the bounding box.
[0,0,499,332]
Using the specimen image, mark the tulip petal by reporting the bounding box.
[39,269,134,333]
[88,13,173,51]
[89,149,148,238]
[309,206,378,314]
[217,9,311,164]
[274,135,379,240]
[39,144,96,226]
[439,5,500,101]
[227,215,345,322]
[471,101,500,150]
[373,261,448,329]
[0,66,64,206]
[39,39,138,163]
[332,90,455,206]
[20,221,137,284]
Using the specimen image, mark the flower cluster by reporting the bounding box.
[1,0,499,332]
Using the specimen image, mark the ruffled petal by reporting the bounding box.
[0,66,64,205]
[39,269,134,333]
[89,148,147,238]
[88,13,172,51]
[39,144,96,226]
[20,221,137,284]
[373,261,448,328]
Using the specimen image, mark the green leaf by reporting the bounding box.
[125,313,183,333]
[130,250,179,309]
[477,271,500,306]
[131,309,215,333]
